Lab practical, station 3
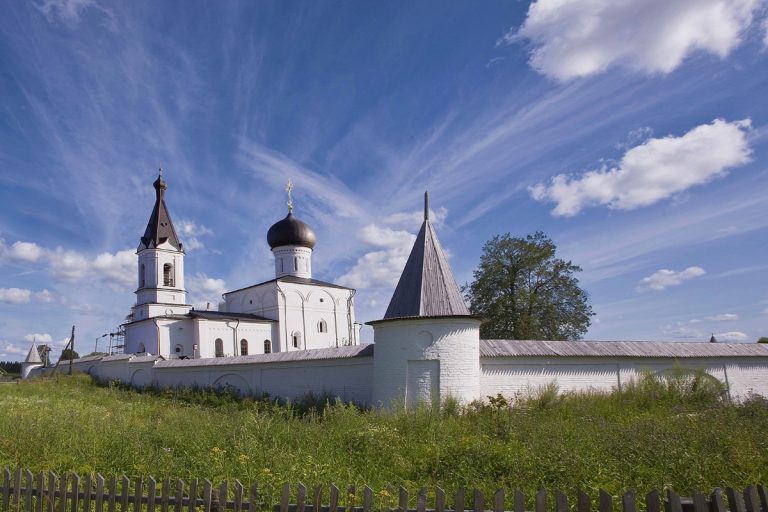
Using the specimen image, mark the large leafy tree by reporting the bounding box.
[464,231,593,340]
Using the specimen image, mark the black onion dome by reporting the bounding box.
[267,213,316,249]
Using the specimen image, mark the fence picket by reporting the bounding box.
[645,490,660,512]
[555,490,568,512]
[744,486,759,512]
[473,490,483,512]
[57,473,67,512]
[95,475,105,512]
[35,471,45,512]
[577,491,590,512]
[248,484,257,512]
[757,486,768,512]
[710,489,726,512]
[133,478,143,512]
[362,486,373,512]
[47,473,57,512]
[174,480,184,512]
[598,490,612,512]
[416,488,427,512]
[727,488,747,512]
[454,488,465,512]
[279,483,290,512]
[120,477,129,512]
[107,477,116,512]
[329,486,339,512]
[296,483,306,512]
[160,478,170,512]
[535,490,547,512]
[667,489,682,512]
[70,474,80,512]
[202,480,212,512]
[312,485,322,512]
[24,470,34,512]
[691,491,707,512]
[13,468,22,512]
[83,474,92,512]
[188,480,198,512]
[493,490,504,512]
[233,481,243,512]
[217,481,227,512]
[2,469,10,512]
[398,486,408,512]
[621,491,635,512]
[513,491,524,512]
[147,477,157,512]
[435,487,445,512]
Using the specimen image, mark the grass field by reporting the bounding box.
[1,373,767,505]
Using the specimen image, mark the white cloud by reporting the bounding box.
[47,247,134,288]
[92,250,135,288]
[382,207,448,229]
[715,331,749,341]
[36,0,97,23]
[0,342,28,357]
[48,247,89,282]
[337,225,416,289]
[638,266,705,291]
[506,0,763,80]
[8,241,43,262]
[34,289,54,303]
[705,313,739,321]
[24,333,53,343]
[531,119,752,216]
[177,220,213,251]
[186,272,227,310]
[0,288,32,304]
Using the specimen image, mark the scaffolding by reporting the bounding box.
[108,327,125,355]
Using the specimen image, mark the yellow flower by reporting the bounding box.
[238,454,250,464]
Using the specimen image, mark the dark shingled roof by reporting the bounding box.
[267,212,316,249]
[140,172,182,251]
[383,193,470,320]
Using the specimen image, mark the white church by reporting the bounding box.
[23,172,768,407]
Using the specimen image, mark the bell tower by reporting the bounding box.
[131,169,191,321]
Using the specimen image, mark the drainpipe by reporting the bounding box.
[277,284,287,352]
[347,290,356,344]
[228,318,240,356]
[153,318,160,355]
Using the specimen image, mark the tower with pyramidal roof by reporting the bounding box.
[368,192,482,408]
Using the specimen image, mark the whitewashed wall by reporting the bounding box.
[480,356,768,400]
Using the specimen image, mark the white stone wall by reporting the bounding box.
[480,356,768,400]
[372,318,482,408]
[194,320,276,358]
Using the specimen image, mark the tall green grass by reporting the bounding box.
[1,372,766,503]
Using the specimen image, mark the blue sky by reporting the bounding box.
[2,0,768,360]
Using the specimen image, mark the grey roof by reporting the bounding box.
[24,343,42,364]
[267,212,317,249]
[480,339,768,358]
[155,344,374,368]
[383,194,470,320]
[140,173,182,251]
[224,275,352,295]
[189,310,275,322]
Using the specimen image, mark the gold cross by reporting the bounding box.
[286,178,294,213]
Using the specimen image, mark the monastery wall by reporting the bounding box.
[480,356,768,400]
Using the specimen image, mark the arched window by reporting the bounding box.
[163,263,174,287]
[140,264,146,288]
[294,256,298,271]
[240,339,248,356]
[138,343,146,353]
[214,338,224,357]
[318,319,327,333]
[292,332,301,349]
[263,339,271,354]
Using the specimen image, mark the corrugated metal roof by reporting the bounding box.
[155,344,374,368]
[224,275,352,296]
[189,310,274,322]
[384,195,469,320]
[480,339,768,358]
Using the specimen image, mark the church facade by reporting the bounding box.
[122,173,360,360]
[23,172,768,408]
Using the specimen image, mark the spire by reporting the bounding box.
[141,168,182,251]
[383,195,469,320]
[286,179,294,213]
[710,333,718,343]
[24,342,42,364]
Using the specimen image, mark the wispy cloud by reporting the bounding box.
[638,266,706,291]
[705,313,739,321]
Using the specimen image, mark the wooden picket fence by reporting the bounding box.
[2,468,768,512]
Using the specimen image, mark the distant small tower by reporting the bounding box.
[21,342,43,379]
[710,333,718,343]
[131,169,191,321]
[266,180,317,279]
[369,192,482,408]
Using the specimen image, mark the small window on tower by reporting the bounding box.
[294,256,298,271]
[318,320,327,333]
[263,339,271,354]
[163,263,174,287]
[140,264,146,288]
[240,339,248,356]
[292,332,301,349]
[214,338,224,357]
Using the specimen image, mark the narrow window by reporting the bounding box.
[138,343,146,353]
[140,264,146,288]
[318,320,327,333]
[292,332,301,349]
[280,258,284,273]
[163,263,174,287]
[294,256,298,271]
[263,339,271,354]
[240,339,248,356]
[214,338,224,357]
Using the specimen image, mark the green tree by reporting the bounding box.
[464,231,593,340]
[758,337,768,343]
[60,348,79,361]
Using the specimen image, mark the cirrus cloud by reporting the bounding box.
[530,119,752,217]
